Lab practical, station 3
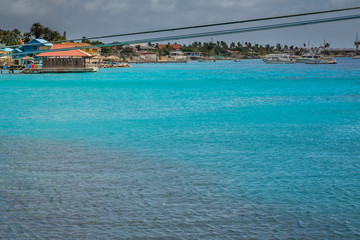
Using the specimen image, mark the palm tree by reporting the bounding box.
[42,27,52,40]
[220,41,228,50]
[30,22,44,38]
[265,44,272,54]
[82,36,91,43]
[2,30,21,45]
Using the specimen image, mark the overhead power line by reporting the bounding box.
[2,13,360,57]
[3,6,360,49]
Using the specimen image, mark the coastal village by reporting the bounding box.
[1,23,360,73]
[2,3,360,239]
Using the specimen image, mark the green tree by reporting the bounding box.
[30,22,44,38]
[23,22,66,42]
[220,41,228,50]
[82,36,91,44]
[23,32,32,43]
[0,29,21,45]
[265,44,272,54]
[209,48,215,56]
[91,40,104,45]
[101,46,111,54]
[122,47,134,54]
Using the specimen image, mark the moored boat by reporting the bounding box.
[263,54,294,64]
[296,54,337,64]
[198,59,216,62]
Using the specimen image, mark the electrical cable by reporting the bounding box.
[2,13,360,57]
[3,6,360,49]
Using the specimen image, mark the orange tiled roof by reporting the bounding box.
[61,42,101,50]
[53,43,76,49]
[36,44,91,57]
[157,44,182,50]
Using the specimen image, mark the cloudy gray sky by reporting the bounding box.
[1,0,360,48]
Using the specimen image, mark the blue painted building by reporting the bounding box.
[13,39,53,63]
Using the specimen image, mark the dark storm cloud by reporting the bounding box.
[0,0,359,47]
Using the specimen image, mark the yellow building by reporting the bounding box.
[60,42,100,56]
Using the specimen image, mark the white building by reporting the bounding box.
[169,50,187,61]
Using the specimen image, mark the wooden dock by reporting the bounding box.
[20,67,98,74]
[0,65,25,74]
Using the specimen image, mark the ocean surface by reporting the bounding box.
[0,59,360,239]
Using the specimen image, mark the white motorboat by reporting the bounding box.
[263,54,294,64]
[296,54,337,64]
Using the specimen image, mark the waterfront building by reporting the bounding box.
[122,43,155,51]
[138,51,158,61]
[0,47,14,55]
[184,51,202,60]
[36,44,92,69]
[169,50,187,61]
[14,39,53,62]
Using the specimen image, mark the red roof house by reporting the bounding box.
[36,44,92,69]
[157,44,182,50]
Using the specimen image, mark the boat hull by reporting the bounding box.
[303,59,337,64]
[263,59,294,64]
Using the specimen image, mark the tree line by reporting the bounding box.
[0,23,66,46]
[180,41,304,56]
[1,23,331,57]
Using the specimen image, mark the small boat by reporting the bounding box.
[304,58,337,64]
[233,59,241,62]
[296,54,337,64]
[263,54,294,64]
[198,59,216,62]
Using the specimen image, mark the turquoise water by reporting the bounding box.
[1,59,360,239]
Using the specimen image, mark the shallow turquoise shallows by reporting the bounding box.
[1,59,360,239]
